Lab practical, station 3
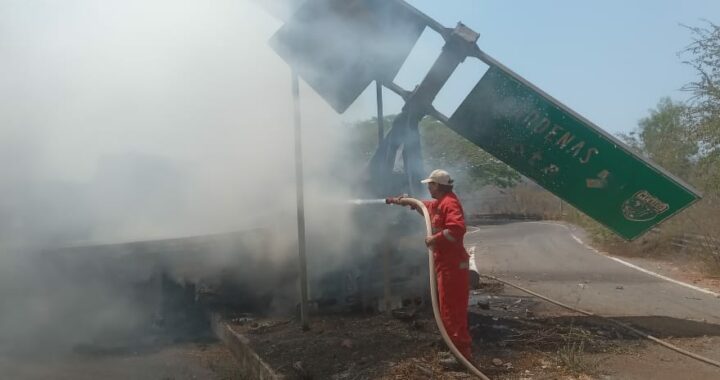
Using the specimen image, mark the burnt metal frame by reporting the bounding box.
[368,4,480,196]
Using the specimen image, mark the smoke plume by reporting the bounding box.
[0,0,375,358]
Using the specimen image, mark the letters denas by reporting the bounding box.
[521,111,599,165]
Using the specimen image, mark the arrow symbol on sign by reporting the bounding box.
[586,170,610,189]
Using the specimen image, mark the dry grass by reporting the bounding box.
[547,325,607,377]
[483,183,565,219]
[555,340,598,375]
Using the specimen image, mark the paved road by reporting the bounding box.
[468,221,720,328]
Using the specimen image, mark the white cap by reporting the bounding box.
[420,169,454,186]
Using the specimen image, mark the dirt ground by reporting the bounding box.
[0,342,248,380]
[217,223,720,379]
[221,272,720,379]
[227,281,649,380]
[588,336,720,380]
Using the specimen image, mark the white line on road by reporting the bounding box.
[570,234,585,246]
[605,256,720,298]
[529,221,720,298]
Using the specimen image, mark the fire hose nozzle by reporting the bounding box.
[386,194,409,205]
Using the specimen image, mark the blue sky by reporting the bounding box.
[344,0,720,135]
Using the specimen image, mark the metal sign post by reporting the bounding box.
[375,80,393,316]
[291,71,310,330]
[376,80,384,146]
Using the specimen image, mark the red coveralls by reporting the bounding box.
[421,192,472,359]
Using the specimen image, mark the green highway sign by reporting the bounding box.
[448,66,701,240]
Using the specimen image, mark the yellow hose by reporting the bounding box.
[397,197,491,380]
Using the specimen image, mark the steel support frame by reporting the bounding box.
[369,22,479,196]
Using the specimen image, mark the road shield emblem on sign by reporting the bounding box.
[621,190,670,222]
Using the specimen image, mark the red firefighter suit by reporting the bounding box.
[420,191,472,359]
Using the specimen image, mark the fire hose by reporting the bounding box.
[386,196,491,380]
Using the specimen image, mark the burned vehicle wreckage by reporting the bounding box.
[44,206,432,342]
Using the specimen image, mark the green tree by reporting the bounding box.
[680,21,720,190]
[344,115,521,188]
[636,98,697,178]
[419,117,520,188]
[681,22,720,147]
[343,116,389,163]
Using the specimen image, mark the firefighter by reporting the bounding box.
[387,169,472,361]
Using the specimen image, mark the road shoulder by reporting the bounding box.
[542,221,720,297]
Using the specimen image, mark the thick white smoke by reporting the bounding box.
[0,0,370,356]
